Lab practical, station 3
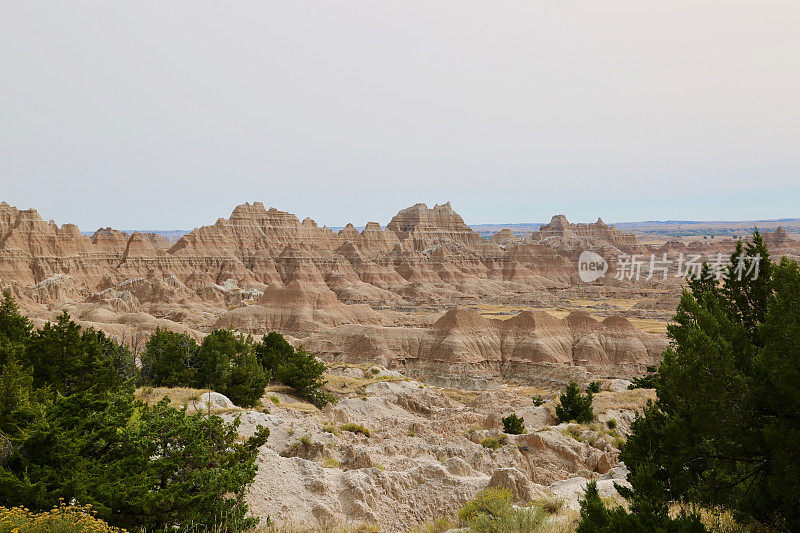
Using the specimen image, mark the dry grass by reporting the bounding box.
[255,521,380,533]
[627,317,669,334]
[323,372,404,398]
[409,516,456,533]
[669,505,754,533]
[135,386,212,408]
[592,388,656,413]
[265,384,297,394]
[440,388,480,404]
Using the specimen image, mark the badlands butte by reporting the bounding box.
[1,199,798,387]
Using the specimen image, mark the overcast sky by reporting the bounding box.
[1,1,798,231]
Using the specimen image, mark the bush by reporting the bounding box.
[606,418,617,430]
[502,413,525,434]
[142,328,270,408]
[480,437,501,449]
[0,503,124,533]
[458,487,547,532]
[587,381,601,394]
[535,495,565,515]
[340,423,370,437]
[555,381,594,423]
[531,394,545,406]
[191,330,269,408]
[458,487,513,524]
[561,425,583,442]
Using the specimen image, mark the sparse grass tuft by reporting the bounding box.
[534,495,565,515]
[322,424,341,436]
[340,423,371,437]
[320,457,340,468]
[410,516,455,533]
[561,426,584,442]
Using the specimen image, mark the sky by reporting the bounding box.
[1,1,799,231]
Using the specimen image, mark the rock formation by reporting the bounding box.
[3,199,795,383]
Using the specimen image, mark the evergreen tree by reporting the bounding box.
[501,414,525,434]
[576,481,707,533]
[140,328,198,386]
[192,329,242,392]
[275,347,330,407]
[0,386,268,531]
[22,312,120,395]
[0,291,33,368]
[586,232,800,532]
[255,331,295,373]
[256,333,332,407]
[0,296,271,531]
[555,381,594,423]
[0,357,44,435]
[224,349,270,408]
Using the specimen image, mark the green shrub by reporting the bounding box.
[320,457,340,468]
[587,381,601,394]
[480,436,501,449]
[191,329,269,408]
[255,331,295,373]
[606,418,617,430]
[458,487,547,532]
[340,423,370,437]
[555,381,594,423]
[23,311,124,396]
[531,394,545,406]
[458,487,513,523]
[561,425,584,442]
[502,413,525,434]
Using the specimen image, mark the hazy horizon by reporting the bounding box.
[2,1,798,230]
